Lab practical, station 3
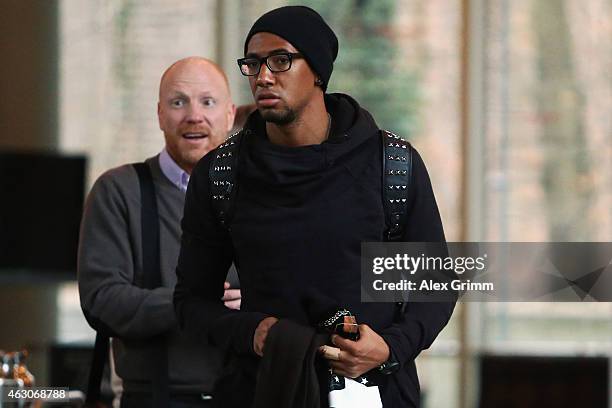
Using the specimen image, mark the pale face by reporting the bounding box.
[158,59,235,173]
[245,32,319,125]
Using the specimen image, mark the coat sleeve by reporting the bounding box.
[174,155,268,356]
[77,168,176,339]
[379,148,457,365]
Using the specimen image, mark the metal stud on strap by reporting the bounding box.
[381,130,413,241]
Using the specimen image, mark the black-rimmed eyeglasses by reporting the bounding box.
[237,53,303,76]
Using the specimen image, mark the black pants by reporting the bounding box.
[120,392,214,408]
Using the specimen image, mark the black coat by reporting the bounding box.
[175,93,455,407]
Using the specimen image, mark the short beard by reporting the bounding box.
[260,107,296,125]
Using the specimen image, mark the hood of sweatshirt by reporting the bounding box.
[239,93,380,203]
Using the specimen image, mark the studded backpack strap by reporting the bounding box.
[210,130,244,229]
[381,130,413,241]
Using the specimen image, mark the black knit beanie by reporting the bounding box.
[244,6,338,91]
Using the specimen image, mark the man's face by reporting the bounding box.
[245,32,319,125]
[158,59,235,173]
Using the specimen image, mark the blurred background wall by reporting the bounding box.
[1,0,611,406]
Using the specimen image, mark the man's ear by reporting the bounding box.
[157,102,163,131]
[227,103,237,132]
[231,104,257,132]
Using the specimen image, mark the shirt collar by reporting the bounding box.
[159,148,190,192]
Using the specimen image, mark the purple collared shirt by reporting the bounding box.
[159,148,190,193]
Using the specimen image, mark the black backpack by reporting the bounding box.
[209,129,413,241]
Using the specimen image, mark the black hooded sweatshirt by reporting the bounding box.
[175,93,455,407]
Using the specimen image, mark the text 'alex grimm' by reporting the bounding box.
[372,279,494,292]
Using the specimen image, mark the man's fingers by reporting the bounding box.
[319,345,342,361]
[331,334,357,354]
[321,344,364,378]
[224,299,241,310]
[222,288,241,301]
[324,324,389,379]
[224,281,230,289]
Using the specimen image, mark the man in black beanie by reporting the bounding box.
[243,5,338,91]
[175,6,455,407]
